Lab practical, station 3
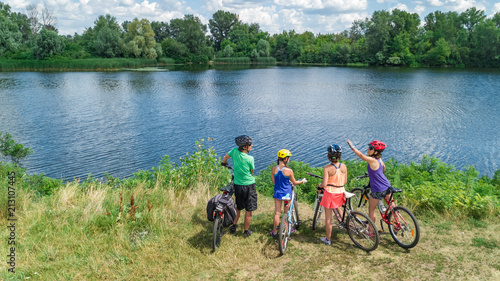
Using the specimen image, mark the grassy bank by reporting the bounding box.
[1,140,499,280]
[0,178,498,280]
[0,58,175,72]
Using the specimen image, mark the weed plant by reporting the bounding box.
[0,58,160,71]
[255,157,499,218]
[213,57,251,64]
[0,155,498,280]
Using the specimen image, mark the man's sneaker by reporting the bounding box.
[320,237,331,245]
[243,229,254,238]
[270,230,277,238]
[229,224,237,234]
[290,228,296,234]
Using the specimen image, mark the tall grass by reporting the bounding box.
[1,150,499,280]
[213,57,251,64]
[255,57,277,64]
[0,58,162,71]
[255,157,500,219]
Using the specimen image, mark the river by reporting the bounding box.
[1,65,499,180]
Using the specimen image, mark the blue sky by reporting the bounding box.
[5,0,500,36]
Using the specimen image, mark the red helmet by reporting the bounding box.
[369,140,386,151]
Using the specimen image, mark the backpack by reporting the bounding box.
[206,194,237,227]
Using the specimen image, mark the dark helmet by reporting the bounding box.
[369,140,386,152]
[235,135,253,147]
[327,144,342,158]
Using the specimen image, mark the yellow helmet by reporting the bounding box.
[277,149,292,158]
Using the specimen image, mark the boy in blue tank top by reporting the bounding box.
[270,149,307,237]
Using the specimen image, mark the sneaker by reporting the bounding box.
[243,229,254,238]
[230,224,237,234]
[320,237,331,245]
[290,228,296,234]
[270,230,277,238]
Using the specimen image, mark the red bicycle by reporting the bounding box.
[350,173,420,249]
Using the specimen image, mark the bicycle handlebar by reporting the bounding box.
[306,172,323,179]
[356,173,368,180]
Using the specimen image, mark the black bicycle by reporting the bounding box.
[350,173,420,249]
[307,172,379,252]
[212,166,235,251]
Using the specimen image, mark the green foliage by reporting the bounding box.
[91,14,122,58]
[255,156,499,219]
[0,13,22,56]
[209,10,240,51]
[171,15,207,55]
[1,7,500,67]
[213,57,250,64]
[0,58,158,71]
[33,28,64,60]
[255,57,276,64]
[123,18,157,59]
[0,132,32,165]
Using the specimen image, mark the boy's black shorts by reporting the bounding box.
[234,183,257,212]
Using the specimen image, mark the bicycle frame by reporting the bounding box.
[282,184,297,235]
[355,178,404,230]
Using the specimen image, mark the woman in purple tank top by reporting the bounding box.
[347,139,393,225]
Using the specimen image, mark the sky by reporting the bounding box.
[4,0,500,36]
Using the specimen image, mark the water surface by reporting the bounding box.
[1,66,499,180]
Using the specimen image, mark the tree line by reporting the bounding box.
[1,1,499,67]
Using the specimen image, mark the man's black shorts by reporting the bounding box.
[234,183,257,212]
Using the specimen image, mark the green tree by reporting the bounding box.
[470,19,500,66]
[426,37,451,65]
[0,13,22,56]
[493,12,500,28]
[0,132,33,166]
[228,23,251,56]
[33,28,64,59]
[222,44,234,57]
[209,10,239,51]
[366,10,392,61]
[9,12,31,44]
[460,7,486,31]
[122,18,157,59]
[151,21,169,43]
[91,14,122,58]
[172,15,207,55]
[256,39,270,57]
[161,38,187,60]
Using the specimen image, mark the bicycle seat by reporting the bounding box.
[390,187,402,193]
[281,193,291,201]
[220,183,235,194]
[344,191,356,199]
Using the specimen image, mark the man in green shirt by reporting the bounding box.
[221,135,256,238]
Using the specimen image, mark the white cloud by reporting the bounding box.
[414,5,426,15]
[428,0,444,6]
[494,3,500,13]
[390,3,409,12]
[447,0,484,12]
[273,0,367,12]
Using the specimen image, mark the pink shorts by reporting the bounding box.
[320,191,345,209]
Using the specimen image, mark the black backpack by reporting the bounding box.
[206,193,237,227]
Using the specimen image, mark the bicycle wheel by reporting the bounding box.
[312,196,323,230]
[350,188,369,215]
[212,215,223,251]
[387,206,420,249]
[347,211,379,252]
[293,198,301,229]
[278,213,290,255]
